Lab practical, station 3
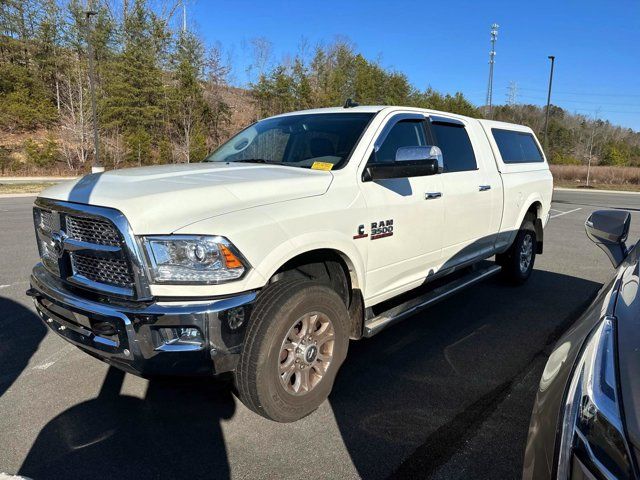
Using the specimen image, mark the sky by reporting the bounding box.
[187,0,640,131]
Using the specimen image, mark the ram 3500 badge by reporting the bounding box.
[28,106,552,422]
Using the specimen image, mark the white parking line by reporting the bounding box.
[33,361,56,371]
[0,281,28,290]
[31,344,76,372]
[550,207,582,219]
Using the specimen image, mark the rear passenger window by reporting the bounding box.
[492,129,544,163]
[431,122,477,172]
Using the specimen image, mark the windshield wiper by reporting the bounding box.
[230,158,282,165]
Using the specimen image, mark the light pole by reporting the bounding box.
[85,5,103,173]
[543,55,555,149]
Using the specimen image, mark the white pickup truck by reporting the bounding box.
[28,105,552,422]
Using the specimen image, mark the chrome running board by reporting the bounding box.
[363,264,502,338]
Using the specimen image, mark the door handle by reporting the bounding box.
[479,185,491,192]
[425,192,442,200]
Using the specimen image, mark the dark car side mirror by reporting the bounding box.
[585,210,631,268]
[362,145,442,182]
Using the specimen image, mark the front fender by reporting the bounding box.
[169,204,367,296]
[254,231,367,293]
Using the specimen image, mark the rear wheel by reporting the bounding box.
[235,279,349,422]
[497,217,537,285]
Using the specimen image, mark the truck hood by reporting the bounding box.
[39,162,333,234]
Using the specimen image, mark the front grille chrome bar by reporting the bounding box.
[66,215,122,247]
[33,198,152,300]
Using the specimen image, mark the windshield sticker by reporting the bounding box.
[311,161,334,171]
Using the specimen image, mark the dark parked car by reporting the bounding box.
[524,210,640,479]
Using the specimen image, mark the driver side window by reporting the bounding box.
[373,120,427,164]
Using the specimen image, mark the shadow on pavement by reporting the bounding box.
[328,269,602,479]
[0,297,46,398]
[15,269,601,480]
[19,368,235,479]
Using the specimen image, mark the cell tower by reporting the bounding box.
[485,23,499,117]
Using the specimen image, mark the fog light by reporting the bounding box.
[155,327,204,351]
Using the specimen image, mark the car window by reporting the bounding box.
[237,128,290,162]
[286,131,339,163]
[374,120,427,164]
[431,122,477,172]
[204,113,374,170]
[492,129,544,163]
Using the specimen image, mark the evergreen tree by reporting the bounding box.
[100,0,164,165]
[169,31,209,162]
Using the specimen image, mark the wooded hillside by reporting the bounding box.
[1,0,639,175]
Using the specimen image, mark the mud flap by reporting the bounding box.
[535,217,544,254]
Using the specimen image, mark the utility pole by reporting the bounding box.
[543,55,555,149]
[85,2,102,173]
[485,23,499,118]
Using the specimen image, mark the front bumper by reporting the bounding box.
[28,264,256,376]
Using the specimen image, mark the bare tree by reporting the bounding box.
[245,36,272,83]
[58,53,92,170]
[202,43,232,150]
[586,109,602,186]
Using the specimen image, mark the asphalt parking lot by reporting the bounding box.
[2,188,640,480]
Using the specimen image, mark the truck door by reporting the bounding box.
[359,113,444,303]
[430,116,499,269]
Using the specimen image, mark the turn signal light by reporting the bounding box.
[220,244,243,269]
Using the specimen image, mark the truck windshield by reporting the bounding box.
[204,113,374,170]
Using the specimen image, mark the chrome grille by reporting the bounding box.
[39,209,54,232]
[66,215,121,247]
[33,200,149,299]
[34,208,59,275]
[71,253,134,288]
[39,238,60,275]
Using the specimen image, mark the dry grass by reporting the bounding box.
[0,182,54,194]
[550,165,640,191]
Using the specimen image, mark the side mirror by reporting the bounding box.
[585,210,631,267]
[395,145,443,172]
[363,145,443,182]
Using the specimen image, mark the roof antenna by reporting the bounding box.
[343,98,359,108]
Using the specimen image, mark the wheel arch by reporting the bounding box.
[272,248,358,288]
[524,200,544,254]
[498,197,546,256]
[262,246,366,340]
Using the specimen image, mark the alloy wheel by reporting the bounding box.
[278,312,335,395]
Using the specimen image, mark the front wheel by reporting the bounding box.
[497,217,537,285]
[235,279,349,422]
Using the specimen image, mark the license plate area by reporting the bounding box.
[36,296,127,352]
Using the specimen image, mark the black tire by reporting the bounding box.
[497,216,537,285]
[235,279,349,422]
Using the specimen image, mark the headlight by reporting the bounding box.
[557,316,634,479]
[143,235,248,284]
